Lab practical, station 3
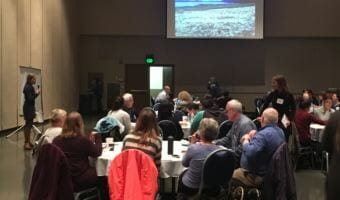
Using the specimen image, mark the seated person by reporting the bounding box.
[155,85,171,103]
[294,100,326,146]
[232,108,285,187]
[122,93,138,122]
[215,100,256,164]
[158,102,184,140]
[187,103,200,121]
[331,91,340,111]
[122,107,162,170]
[174,90,193,111]
[53,112,102,192]
[178,118,221,196]
[107,96,131,137]
[299,89,319,112]
[314,95,335,121]
[34,109,67,156]
[190,95,226,134]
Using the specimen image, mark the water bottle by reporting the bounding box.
[168,136,174,155]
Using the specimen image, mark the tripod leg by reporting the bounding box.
[32,125,42,134]
[5,126,24,139]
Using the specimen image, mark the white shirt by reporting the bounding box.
[156,90,168,103]
[107,109,131,136]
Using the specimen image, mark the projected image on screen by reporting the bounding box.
[175,0,255,38]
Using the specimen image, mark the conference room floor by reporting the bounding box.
[0,115,326,200]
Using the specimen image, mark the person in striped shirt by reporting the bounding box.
[122,107,162,169]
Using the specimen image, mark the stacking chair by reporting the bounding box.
[108,149,158,200]
[29,143,74,200]
[321,150,330,174]
[191,149,236,200]
[74,187,101,200]
[217,120,233,139]
[158,120,178,140]
[291,122,314,170]
[174,110,185,122]
[153,103,162,111]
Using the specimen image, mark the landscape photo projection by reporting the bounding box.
[169,0,263,38]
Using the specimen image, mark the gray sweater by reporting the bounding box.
[182,143,220,189]
[215,114,256,159]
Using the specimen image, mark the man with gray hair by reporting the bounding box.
[122,93,138,122]
[215,99,256,164]
[232,108,285,187]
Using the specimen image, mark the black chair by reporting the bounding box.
[291,122,314,170]
[100,126,122,142]
[254,97,265,117]
[217,120,233,139]
[174,110,185,122]
[252,119,261,130]
[158,120,178,140]
[153,103,162,111]
[193,149,236,199]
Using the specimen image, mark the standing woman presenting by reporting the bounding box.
[23,74,40,150]
[261,75,296,141]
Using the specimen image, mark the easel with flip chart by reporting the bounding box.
[6,66,43,139]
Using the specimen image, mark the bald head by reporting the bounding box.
[122,93,134,108]
[261,108,279,126]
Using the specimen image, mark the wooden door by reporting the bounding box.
[125,64,150,113]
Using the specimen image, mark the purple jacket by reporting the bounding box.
[29,143,74,200]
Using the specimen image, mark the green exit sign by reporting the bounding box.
[145,54,154,64]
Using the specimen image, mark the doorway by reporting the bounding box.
[124,64,174,112]
[149,66,174,103]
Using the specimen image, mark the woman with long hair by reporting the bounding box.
[23,74,40,150]
[53,112,102,192]
[322,111,340,200]
[122,107,162,169]
[261,75,296,141]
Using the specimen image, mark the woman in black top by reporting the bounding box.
[261,75,296,140]
[23,74,40,150]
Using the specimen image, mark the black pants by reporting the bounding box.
[25,118,34,128]
[177,171,220,198]
[24,118,34,143]
[177,172,199,199]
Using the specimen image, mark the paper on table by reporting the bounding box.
[281,114,290,128]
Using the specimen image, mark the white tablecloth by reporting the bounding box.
[310,123,325,142]
[95,140,189,178]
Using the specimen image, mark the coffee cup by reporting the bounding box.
[105,137,114,147]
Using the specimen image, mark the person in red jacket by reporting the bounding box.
[294,100,326,146]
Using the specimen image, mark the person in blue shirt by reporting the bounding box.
[232,108,285,187]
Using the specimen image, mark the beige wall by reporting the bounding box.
[0,0,78,131]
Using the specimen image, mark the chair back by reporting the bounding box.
[198,149,236,196]
[173,110,185,122]
[263,143,297,200]
[217,120,233,139]
[158,120,178,140]
[29,143,74,200]
[108,149,158,200]
[153,103,162,111]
